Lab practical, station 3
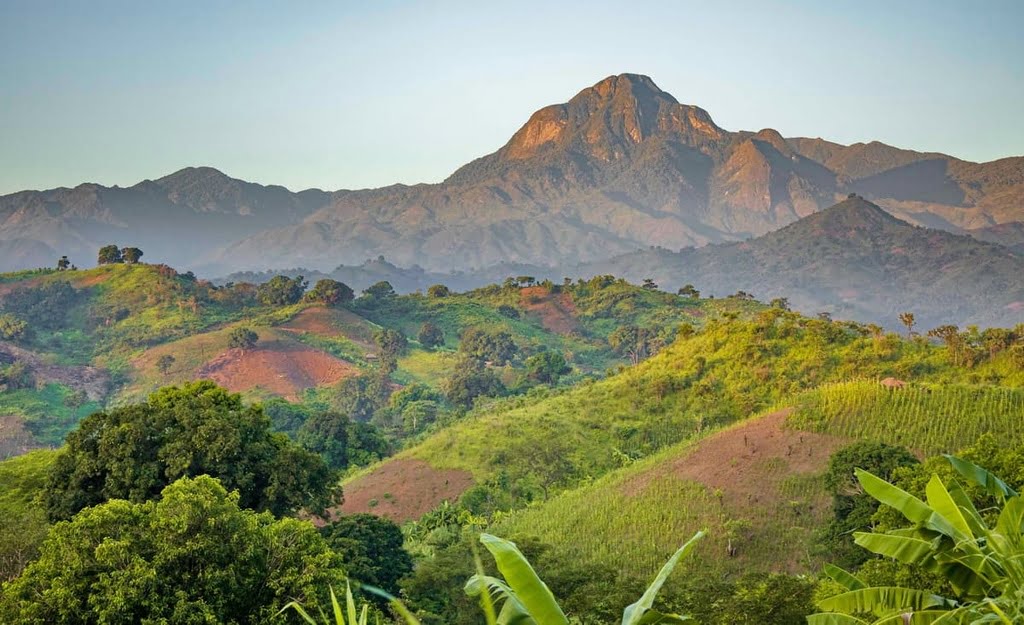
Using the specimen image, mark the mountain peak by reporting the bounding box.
[791,194,906,235]
[588,73,669,100]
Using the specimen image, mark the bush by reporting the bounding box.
[257,275,307,306]
[228,327,258,350]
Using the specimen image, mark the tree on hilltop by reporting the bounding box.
[97,245,122,264]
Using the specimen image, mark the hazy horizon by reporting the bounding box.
[2,0,1022,196]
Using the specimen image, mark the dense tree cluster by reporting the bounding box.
[256,274,308,306]
[305,278,354,306]
[1,281,79,330]
[44,381,339,521]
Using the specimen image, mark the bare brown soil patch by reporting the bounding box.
[621,409,849,572]
[281,306,376,349]
[0,415,40,460]
[198,341,358,400]
[334,458,475,523]
[519,287,580,335]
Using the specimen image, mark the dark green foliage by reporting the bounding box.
[427,284,451,298]
[43,381,339,521]
[297,411,351,470]
[0,450,54,583]
[678,284,700,298]
[1,476,346,624]
[1,280,79,330]
[400,539,478,625]
[459,327,517,365]
[418,320,445,349]
[0,361,34,391]
[608,324,662,365]
[497,304,520,319]
[443,356,505,409]
[96,244,122,264]
[820,441,918,568]
[330,376,386,422]
[709,573,817,625]
[362,280,396,300]
[306,278,354,306]
[120,246,143,264]
[257,274,307,306]
[228,326,258,350]
[0,314,28,341]
[319,513,412,594]
[524,350,571,384]
[55,255,70,271]
[374,327,407,363]
[155,353,175,375]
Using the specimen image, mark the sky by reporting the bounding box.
[1,0,1022,195]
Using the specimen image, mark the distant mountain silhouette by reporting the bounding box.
[0,74,1021,274]
[579,195,1024,328]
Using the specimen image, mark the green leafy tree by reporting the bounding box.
[443,356,505,409]
[2,281,78,330]
[362,281,396,300]
[120,246,143,263]
[769,297,790,310]
[678,284,700,298]
[0,361,34,391]
[96,244,122,264]
[43,381,339,521]
[1,476,346,624]
[713,573,816,625]
[418,321,445,349]
[320,513,413,595]
[374,328,407,361]
[155,353,175,375]
[898,311,916,337]
[641,278,658,290]
[497,304,520,319]
[609,325,661,366]
[524,351,571,385]
[228,326,259,351]
[306,278,354,306]
[459,327,517,365]
[55,255,70,271]
[257,274,308,306]
[297,411,351,470]
[0,313,28,341]
[427,284,451,298]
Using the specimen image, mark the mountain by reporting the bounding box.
[580,195,1024,328]
[969,221,1024,254]
[0,167,329,272]
[1,75,1022,274]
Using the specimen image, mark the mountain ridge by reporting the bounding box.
[1,74,1021,274]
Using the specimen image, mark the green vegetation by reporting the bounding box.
[789,380,1024,455]
[1,476,346,624]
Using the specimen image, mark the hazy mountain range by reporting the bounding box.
[3,73,1023,274]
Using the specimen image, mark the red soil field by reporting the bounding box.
[335,458,474,523]
[198,342,358,401]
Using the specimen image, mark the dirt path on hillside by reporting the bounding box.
[519,287,580,335]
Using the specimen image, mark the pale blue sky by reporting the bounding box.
[1,0,1021,195]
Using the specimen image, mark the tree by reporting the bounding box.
[1,476,346,624]
[443,356,505,409]
[257,274,307,306]
[43,381,339,521]
[0,314,28,341]
[642,278,658,290]
[427,284,451,298]
[121,246,143,263]
[306,278,354,306]
[418,321,445,349]
[155,354,175,375]
[819,442,918,568]
[497,304,520,319]
[2,281,79,330]
[362,281,396,300]
[96,244,122,264]
[524,351,571,385]
[898,311,916,337]
[297,411,351,470]
[374,328,407,368]
[810,457,1024,623]
[55,255,70,271]
[678,284,700,298]
[609,325,660,366]
[228,326,259,351]
[928,324,964,365]
[320,513,413,595]
[459,327,517,365]
[769,297,790,310]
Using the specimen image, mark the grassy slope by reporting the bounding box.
[351,312,1017,507]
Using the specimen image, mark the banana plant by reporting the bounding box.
[466,530,705,624]
[280,581,373,625]
[808,455,1024,624]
